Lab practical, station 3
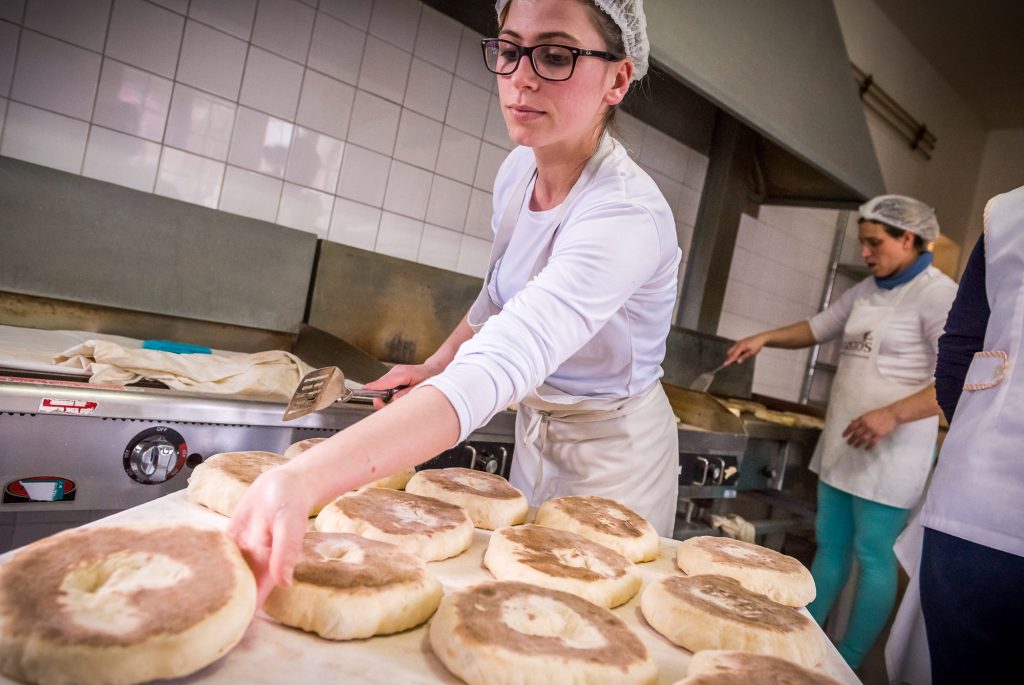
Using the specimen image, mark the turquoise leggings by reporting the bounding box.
[806,481,910,669]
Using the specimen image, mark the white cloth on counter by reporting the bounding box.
[808,267,957,386]
[53,339,312,400]
[0,324,140,375]
[424,140,680,442]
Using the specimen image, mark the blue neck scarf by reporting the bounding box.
[875,251,933,290]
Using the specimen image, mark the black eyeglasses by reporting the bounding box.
[480,38,621,82]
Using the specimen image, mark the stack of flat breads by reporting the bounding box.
[0,453,846,685]
[641,535,827,671]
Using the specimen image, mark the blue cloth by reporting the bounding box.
[141,340,212,354]
[920,527,1024,683]
[807,481,910,669]
[873,251,933,289]
[935,235,988,422]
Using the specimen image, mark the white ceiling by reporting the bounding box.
[871,0,1024,130]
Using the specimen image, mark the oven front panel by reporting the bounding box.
[0,412,326,512]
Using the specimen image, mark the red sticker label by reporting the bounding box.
[38,398,99,415]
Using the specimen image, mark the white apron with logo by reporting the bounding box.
[465,136,679,536]
[810,283,939,509]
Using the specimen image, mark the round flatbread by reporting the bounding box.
[405,468,527,530]
[314,487,473,562]
[263,532,442,640]
[283,438,414,489]
[430,581,657,685]
[640,575,825,668]
[676,536,815,607]
[673,650,842,685]
[534,495,660,562]
[0,525,255,685]
[187,451,292,517]
[483,524,640,608]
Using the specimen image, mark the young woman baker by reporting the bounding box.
[229,0,682,602]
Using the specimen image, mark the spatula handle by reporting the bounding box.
[349,386,406,403]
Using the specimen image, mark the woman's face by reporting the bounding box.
[497,0,631,150]
[858,221,917,278]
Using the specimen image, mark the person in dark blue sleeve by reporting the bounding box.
[918,185,1024,684]
[934,234,988,422]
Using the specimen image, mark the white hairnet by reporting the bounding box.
[859,194,940,242]
[494,0,650,81]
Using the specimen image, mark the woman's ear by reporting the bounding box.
[604,60,633,106]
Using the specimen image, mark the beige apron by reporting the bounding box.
[466,136,679,536]
[809,283,938,509]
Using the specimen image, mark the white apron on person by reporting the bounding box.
[465,135,680,537]
[809,284,939,509]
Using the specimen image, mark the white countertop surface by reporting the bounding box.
[0,491,860,685]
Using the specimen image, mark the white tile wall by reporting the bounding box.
[2,101,88,172]
[155,146,223,208]
[296,69,354,140]
[308,11,364,86]
[83,125,160,192]
[11,30,101,120]
[250,0,313,64]
[189,0,257,41]
[106,0,184,79]
[24,0,110,52]
[0,0,23,23]
[0,21,17,95]
[219,164,283,222]
[716,207,841,401]
[93,59,173,142]
[394,108,441,170]
[177,20,247,100]
[330,197,381,249]
[240,46,303,121]
[376,210,423,260]
[164,84,236,160]
[0,0,708,285]
[358,35,411,103]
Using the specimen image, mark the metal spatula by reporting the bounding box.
[689,363,727,392]
[282,366,400,421]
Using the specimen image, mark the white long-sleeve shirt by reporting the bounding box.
[424,141,681,442]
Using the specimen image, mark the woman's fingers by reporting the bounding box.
[269,510,306,589]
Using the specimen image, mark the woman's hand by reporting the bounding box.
[724,333,770,366]
[226,465,316,606]
[842,407,898,450]
[363,361,443,409]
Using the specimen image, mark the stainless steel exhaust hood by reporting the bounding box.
[644,0,885,205]
[423,0,884,206]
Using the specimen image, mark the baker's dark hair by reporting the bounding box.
[858,218,928,252]
[881,225,927,252]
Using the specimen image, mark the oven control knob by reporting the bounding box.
[481,455,500,474]
[186,453,204,469]
[123,427,188,484]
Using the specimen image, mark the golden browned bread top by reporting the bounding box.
[686,536,806,574]
[544,495,649,539]
[499,524,631,581]
[207,451,287,484]
[291,532,425,588]
[415,468,521,500]
[327,488,469,535]
[0,526,241,647]
[451,581,648,666]
[660,575,811,632]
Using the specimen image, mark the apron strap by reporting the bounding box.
[468,134,616,330]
